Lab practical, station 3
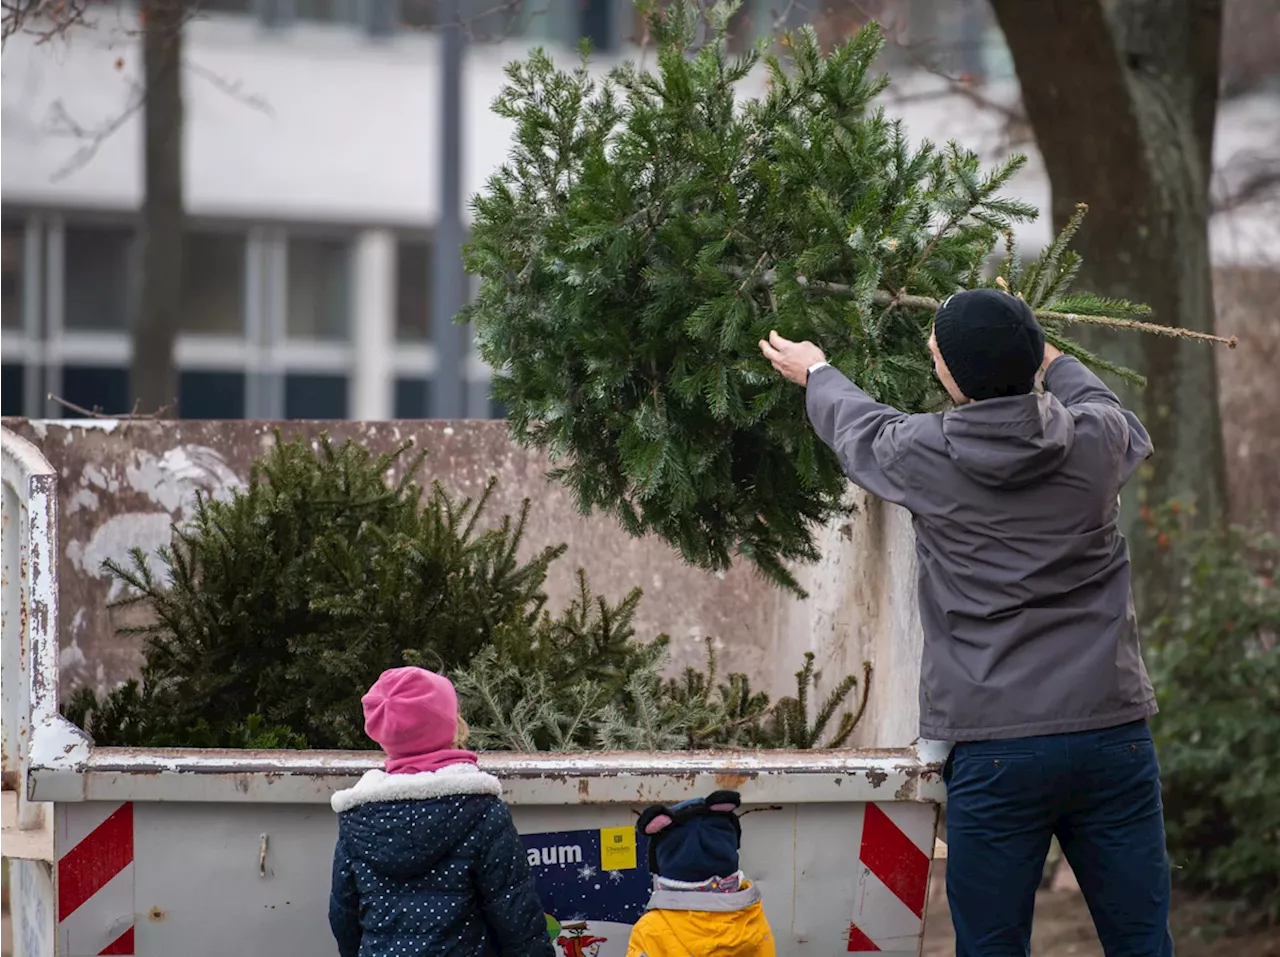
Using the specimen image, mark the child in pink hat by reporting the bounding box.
[361,665,477,774]
[328,667,553,957]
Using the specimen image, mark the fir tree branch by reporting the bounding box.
[749,273,1238,347]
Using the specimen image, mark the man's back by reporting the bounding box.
[805,356,1156,742]
[766,292,1175,957]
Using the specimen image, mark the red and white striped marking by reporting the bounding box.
[847,802,935,954]
[57,803,135,956]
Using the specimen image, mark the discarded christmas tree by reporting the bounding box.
[464,3,1226,592]
[454,637,868,752]
[68,434,605,749]
[67,432,869,752]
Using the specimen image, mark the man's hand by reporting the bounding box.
[1042,343,1064,370]
[759,331,826,386]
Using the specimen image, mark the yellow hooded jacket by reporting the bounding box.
[625,880,776,957]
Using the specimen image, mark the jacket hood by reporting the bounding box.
[942,392,1075,489]
[331,764,503,880]
[646,880,762,913]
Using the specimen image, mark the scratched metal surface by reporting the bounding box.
[0,418,786,707]
[69,797,937,957]
[29,743,945,806]
[4,424,941,957]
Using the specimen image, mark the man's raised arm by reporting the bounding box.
[759,331,912,506]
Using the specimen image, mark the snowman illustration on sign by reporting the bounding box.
[553,920,608,957]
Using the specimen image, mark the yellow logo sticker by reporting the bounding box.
[599,826,637,871]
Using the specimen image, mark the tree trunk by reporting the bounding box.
[133,0,185,415]
[990,0,1227,614]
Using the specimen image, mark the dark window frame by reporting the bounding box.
[284,229,356,342]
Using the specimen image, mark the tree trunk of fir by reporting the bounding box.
[133,0,185,415]
[990,0,1227,615]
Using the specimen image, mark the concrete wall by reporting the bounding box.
[0,418,925,749]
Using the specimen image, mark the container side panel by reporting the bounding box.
[107,799,937,956]
[56,802,135,956]
[10,859,56,957]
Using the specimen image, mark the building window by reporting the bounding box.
[396,239,431,341]
[2,364,24,416]
[182,231,246,335]
[394,377,429,418]
[64,224,135,331]
[61,365,130,416]
[2,221,24,330]
[287,236,351,341]
[193,0,255,14]
[180,370,246,418]
[579,0,612,50]
[489,396,510,419]
[400,0,434,29]
[458,0,524,40]
[294,0,357,23]
[365,0,394,34]
[285,373,348,419]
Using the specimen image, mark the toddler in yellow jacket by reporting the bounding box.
[626,790,775,957]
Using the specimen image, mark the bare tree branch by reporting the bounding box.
[3,0,92,48]
[43,55,272,181]
[47,393,174,419]
[1211,147,1280,215]
[187,59,274,116]
[792,276,1239,347]
[45,87,147,181]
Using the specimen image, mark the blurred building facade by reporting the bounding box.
[2,0,1274,421]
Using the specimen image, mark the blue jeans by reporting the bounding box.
[943,719,1174,957]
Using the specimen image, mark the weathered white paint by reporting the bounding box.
[1,428,60,839]
[10,859,55,957]
[80,463,121,493]
[778,489,925,749]
[26,420,122,441]
[30,742,944,806]
[60,444,244,607]
[65,486,101,515]
[122,446,243,513]
[66,512,176,601]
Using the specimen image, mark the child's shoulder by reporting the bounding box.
[331,764,503,814]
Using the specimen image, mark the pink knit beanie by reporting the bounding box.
[362,667,476,775]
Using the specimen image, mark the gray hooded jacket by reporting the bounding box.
[805,356,1157,741]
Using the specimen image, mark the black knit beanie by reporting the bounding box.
[932,289,1045,400]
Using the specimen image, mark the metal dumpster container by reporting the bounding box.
[2,427,945,957]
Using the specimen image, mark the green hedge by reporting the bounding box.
[1145,503,1280,921]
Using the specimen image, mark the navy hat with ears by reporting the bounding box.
[636,790,742,882]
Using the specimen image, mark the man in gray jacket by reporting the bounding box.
[760,288,1172,957]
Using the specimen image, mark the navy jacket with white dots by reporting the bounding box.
[329,763,554,957]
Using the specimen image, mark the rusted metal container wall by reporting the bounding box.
[2,418,928,749]
[2,425,944,956]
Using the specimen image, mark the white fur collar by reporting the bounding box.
[331,763,503,813]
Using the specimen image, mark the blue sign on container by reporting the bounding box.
[521,826,652,957]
